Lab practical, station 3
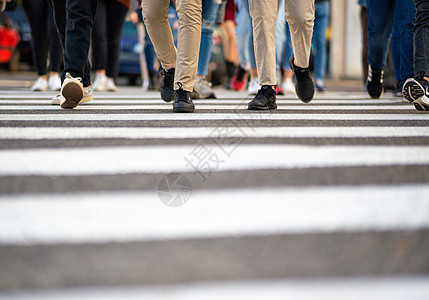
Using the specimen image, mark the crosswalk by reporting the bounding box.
[0,88,429,299]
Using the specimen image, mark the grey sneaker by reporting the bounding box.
[52,83,93,106]
[192,77,216,99]
[60,73,84,109]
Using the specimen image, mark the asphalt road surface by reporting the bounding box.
[0,87,428,299]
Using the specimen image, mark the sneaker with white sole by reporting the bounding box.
[105,77,117,92]
[31,77,48,91]
[48,74,61,91]
[52,84,93,105]
[191,77,216,99]
[248,78,259,95]
[402,72,429,111]
[59,73,84,109]
[93,72,107,91]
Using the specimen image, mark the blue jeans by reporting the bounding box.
[414,0,429,77]
[197,0,221,76]
[234,0,256,69]
[281,23,293,71]
[312,1,330,81]
[276,0,290,71]
[144,26,156,72]
[367,0,415,86]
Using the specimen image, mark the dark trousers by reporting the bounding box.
[22,0,62,75]
[414,0,429,76]
[48,0,98,87]
[91,0,127,79]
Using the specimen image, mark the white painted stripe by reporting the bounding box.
[0,99,403,105]
[1,127,429,140]
[1,113,427,121]
[0,185,428,245]
[1,277,428,300]
[0,276,429,300]
[0,105,414,110]
[0,145,429,176]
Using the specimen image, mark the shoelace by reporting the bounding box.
[175,83,189,103]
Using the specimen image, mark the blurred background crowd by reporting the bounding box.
[0,0,400,97]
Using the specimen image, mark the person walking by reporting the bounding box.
[312,0,330,92]
[141,0,202,113]
[22,0,62,92]
[365,0,415,99]
[91,0,130,92]
[402,0,429,111]
[192,0,221,99]
[48,0,98,109]
[247,0,315,110]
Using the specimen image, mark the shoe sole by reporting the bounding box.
[173,106,195,113]
[161,89,174,102]
[402,78,425,103]
[413,96,429,111]
[52,94,92,105]
[367,88,384,99]
[60,81,84,109]
[248,103,277,110]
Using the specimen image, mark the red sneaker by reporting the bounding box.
[275,86,285,95]
[231,66,249,91]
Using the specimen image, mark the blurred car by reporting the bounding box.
[118,21,141,85]
[4,5,33,71]
[0,11,20,70]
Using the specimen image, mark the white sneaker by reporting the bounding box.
[31,77,48,91]
[52,83,93,105]
[82,84,94,103]
[105,77,117,92]
[248,78,259,95]
[59,73,84,109]
[48,74,61,91]
[93,73,107,91]
[142,79,149,91]
[282,78,295,94]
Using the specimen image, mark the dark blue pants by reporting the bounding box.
[48,0,98,87]
[367,0,415,87]
[414,0,429,76]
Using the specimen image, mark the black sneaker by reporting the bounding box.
[173,85,195,113]
[248,85,277,110]
[402,72,429,111]
[160,68,175,102]
[366,66,384,99]
[289,55,314,103]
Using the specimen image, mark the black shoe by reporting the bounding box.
[366,66,384,99]
[402,72,429,111]
[173,85,195,113]
[248,85,277,110]
[160,68,175,102]
[289,55,314,103]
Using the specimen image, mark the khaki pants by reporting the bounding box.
[141,0,202,92]
[249,0,315,86]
